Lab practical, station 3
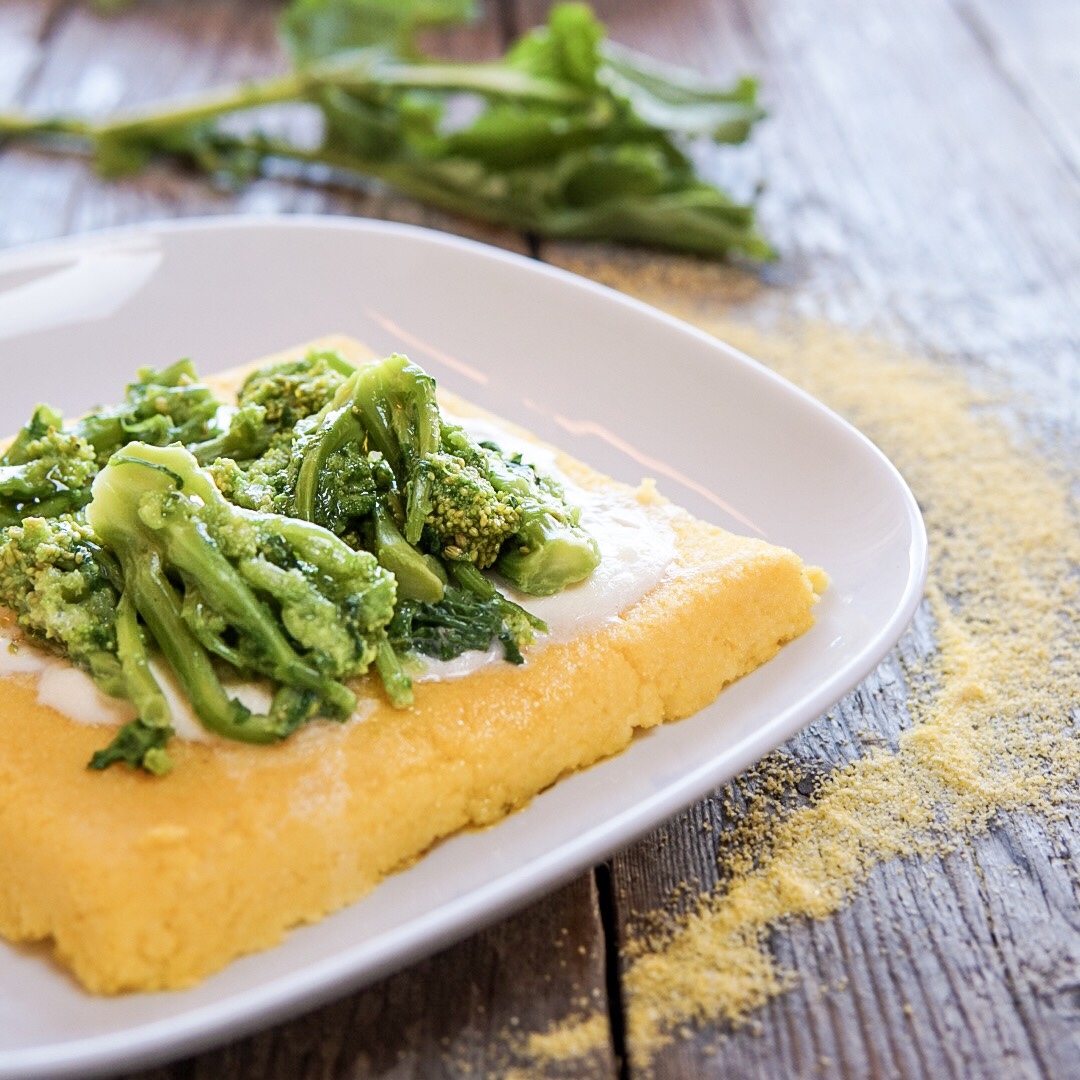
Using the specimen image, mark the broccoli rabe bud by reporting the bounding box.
[0,514,121,681]
[86,442,399,745]
[0,407,98,525]
[419,451,521,568]
[237,349,354,432]
[485,452,601,596]
[209,434,297,515]
[72,359,229,464]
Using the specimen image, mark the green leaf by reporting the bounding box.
[555,144,671,207]
[320,85,442,161]
[89,719,174,775]
[600,44,765,143]
[281,0,477,64]
[536,185,776,260]
[507,2,604,89]
[440,101,617,169]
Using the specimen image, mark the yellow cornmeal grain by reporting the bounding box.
[493,1011,610,1080]
[517,1011,610,1071]
[0,336,823,993]
[549,254,1078,1062]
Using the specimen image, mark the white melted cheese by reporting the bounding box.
[0,414,675,737]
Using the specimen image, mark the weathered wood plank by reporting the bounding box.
[516,0,1079,1077]
[125,875,617,1080]
[949,0,1080,180]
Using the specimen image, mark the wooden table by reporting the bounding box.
[1,2,1077,1077]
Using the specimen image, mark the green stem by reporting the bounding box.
[0,112,94,137]
[0,60,584,146]
[318,58,587,106]
[93,73,310,140]
[114,591,172,729]
[254,139,531,229]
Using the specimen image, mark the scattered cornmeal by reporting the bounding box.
[548,254,1078,1064]
[510,1011,611,1077]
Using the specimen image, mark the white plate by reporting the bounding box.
[0,217,926,1078]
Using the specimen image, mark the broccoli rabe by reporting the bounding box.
[419,451,522,568]
[0,363,268,530]
[449,560,546,663]
[208,350,365,518]
[387,561,547,668]
[237,349,354,433]
[0,407,98,525]
[85,442,401,753]
[286,354,597,594]
[187,400,273,465]
[485,450,601,596]
[389,587,520,663]
[0,513,178,772]
[287,354,438,541]
[0,514,121,684]
[72,359,230,464]
[209,434,297,515]
[0,346,602,775]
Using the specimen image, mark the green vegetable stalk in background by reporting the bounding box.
[0,0,772,260]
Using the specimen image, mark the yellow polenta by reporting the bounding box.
[0,338,824,993]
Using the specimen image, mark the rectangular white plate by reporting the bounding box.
[0,217,926,1078]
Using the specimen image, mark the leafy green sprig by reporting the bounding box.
[0,0,773,259]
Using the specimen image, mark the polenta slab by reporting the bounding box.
[0,338,823,993]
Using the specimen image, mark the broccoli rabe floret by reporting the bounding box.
[86,442,402,754]
[72,359,229,464]
[210,433,298,514]
[237,349,354,432]
[484,450,600,596]
[0,514,120,679]
[419,451,521,568]
[0,408,98,525]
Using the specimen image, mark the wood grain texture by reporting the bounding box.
[124,875,616,1080]
[519,0,1079,1076]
